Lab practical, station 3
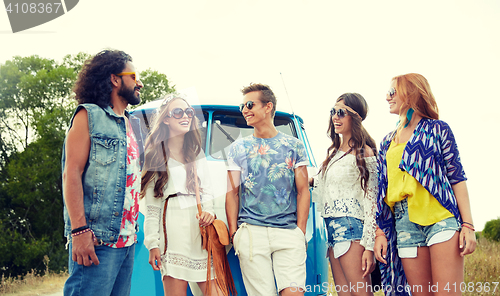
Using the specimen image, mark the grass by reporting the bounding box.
[326,237,499,296]
[1,239,499,295]
[463,236,500,296]
[0,256,67,296]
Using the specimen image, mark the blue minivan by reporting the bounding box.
[129,99,329,296]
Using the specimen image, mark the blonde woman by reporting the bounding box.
[141,97,219,296]
[374,73,476,296]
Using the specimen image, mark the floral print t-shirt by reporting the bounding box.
[104,120,140,248]
[227,132,308,229]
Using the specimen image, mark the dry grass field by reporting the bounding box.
[325,236,499,296]
[0,269,66,296]
[1,237,499,295]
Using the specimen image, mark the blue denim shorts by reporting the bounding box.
[324,216,363,247]
[394,199,459,252]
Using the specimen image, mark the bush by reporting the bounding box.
[483,218,500,242]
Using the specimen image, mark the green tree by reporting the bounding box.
[0,53,175,278]
[483,218,500,242]
[137,68,175,106]
[0,55,76,276]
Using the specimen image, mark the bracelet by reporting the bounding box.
[71,225,89,234]
[375,226,386,238]
[461,224,475,231]
[71,228,92,237]
[230,231,237,244]
[462,221,474,228]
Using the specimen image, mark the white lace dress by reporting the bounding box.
[313,151,378,251]
[143,154,215,281]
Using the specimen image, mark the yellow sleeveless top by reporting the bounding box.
[385,140,453,226]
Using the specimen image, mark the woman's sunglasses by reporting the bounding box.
[330,108,348,119]
[167,107,195,119]
[388,87,397,98]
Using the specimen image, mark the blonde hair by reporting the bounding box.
[140,97,202,198]
[392,73,439,139]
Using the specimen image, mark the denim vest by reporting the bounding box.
[62,104,144,243]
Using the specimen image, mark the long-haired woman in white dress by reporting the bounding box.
[141,96,220,296]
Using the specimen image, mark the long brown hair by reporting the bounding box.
[140,97,202,198]
[392,73,439,141]
[318,93,377,193]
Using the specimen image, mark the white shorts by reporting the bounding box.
[233,223,307,295]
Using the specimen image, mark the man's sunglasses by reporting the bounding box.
[239,100,270,112]
[116,72,141,83]
[166,107,195,119]
[330,107,349,119]
[239,101,258,112]
[388,87,397,98]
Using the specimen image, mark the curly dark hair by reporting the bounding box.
[73,49,132,107]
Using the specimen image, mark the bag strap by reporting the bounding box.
[162,195,171,255]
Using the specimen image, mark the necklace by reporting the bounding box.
[169,150,185,164]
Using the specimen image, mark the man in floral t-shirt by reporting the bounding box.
[226,83,310,295]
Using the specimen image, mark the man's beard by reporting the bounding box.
[118,84,141,106]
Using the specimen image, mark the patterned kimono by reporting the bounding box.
[376,118,467,296]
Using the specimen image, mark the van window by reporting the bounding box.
[209,111,297,160]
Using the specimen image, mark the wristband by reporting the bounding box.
[461,224,475,232]
[375,226,386,238]
[462,221,474,228]
[71,227,92,237]
[71,225,89,234]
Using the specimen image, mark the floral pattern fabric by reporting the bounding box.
[227,132,308,229]
[105,121,140,248]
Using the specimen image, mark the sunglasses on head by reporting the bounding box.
[330,107,349,119]
[166,107,195,119]
[388,87,397,98]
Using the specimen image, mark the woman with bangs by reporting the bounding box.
[311,93,378,296]
[374,73,476,296]
[140,96,220,296]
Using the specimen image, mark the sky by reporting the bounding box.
[1,0,499,231]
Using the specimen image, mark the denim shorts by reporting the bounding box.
[324,216,363,258]
[394,199,459,256]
